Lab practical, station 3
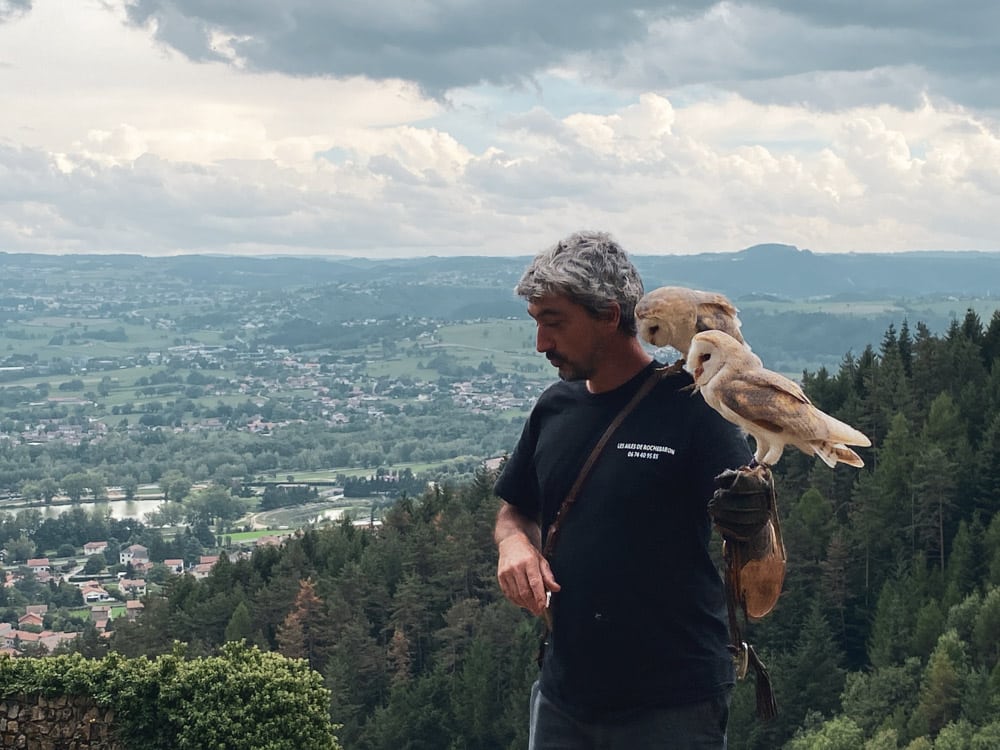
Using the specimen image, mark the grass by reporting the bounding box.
[227,528,299,543]
[246,501,376,529]
[359,320,545,381]
[257,456,489,482]
[738,296,1000,321]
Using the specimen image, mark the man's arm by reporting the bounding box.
[494,501,560,616]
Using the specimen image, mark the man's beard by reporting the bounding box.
[549,354,594,382]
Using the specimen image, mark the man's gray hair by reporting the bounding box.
[515,231,644,336]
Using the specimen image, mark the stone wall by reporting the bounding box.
[0,694,122,750]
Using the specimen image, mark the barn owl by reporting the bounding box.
[636,286,746,357]
[685,330,871,468]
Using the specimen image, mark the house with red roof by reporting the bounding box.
[25,558,50,574]
[83,541,108,556]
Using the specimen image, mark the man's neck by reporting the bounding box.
[585,339,653,394]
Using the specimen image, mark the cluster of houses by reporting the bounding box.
[3,533,292,657]
[2,538,283,658]
[0,605,77,655]
[0,330,545,454]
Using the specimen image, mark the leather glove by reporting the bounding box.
[709,467,774,542]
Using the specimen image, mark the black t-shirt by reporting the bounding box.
[494,362,752,719]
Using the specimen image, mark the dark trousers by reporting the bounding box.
[528,681,731,750]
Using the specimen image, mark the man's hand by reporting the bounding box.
[709,466,774,542]
[497,534,560,617]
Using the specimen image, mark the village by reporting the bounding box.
[2,535,291,657]
[0,333,542,449]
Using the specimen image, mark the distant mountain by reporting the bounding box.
[632,244,1000,299]
[3,246,997,372]
[2,244,999,301]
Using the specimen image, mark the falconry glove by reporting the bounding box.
[711,464,785,720]
[709,466,774,543]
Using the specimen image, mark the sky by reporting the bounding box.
[1,0,999,258]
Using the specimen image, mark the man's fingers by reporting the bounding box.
[541,559,561,593]
[499,567,550,614]
[524,572,547,614]
[501,572,538,614]
[496,536,559,615]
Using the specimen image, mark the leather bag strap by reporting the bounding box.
[542,365,666,559]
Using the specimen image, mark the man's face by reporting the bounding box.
[527,294,614,382]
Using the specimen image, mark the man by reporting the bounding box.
[494,231,753,749]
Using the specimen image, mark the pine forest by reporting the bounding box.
[54,311,1000,749]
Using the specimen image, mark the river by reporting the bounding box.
[3,498,168,522]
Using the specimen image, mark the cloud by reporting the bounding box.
[3,1,999,259]
[0,0,31,24]
[0,0,440,166]
[123,0,666,95]
[3,92,998,257]
[604,2,1000,110]
[118,1,1000,110]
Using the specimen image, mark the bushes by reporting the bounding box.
[0,642,341,750]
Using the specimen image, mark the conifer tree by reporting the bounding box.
[912,445,958,569]
[849,413,916,596]
[982,309,1000,366]
[277,578,329,672]
[943,313,990,442]
[820,530,851,640]
[970,586,1000,674]
[985,514,1000,587]
[974,413,1000,520]
[840,657,922,739]
[224,600,255,643]
[324,612,386,747]
[868,576,916,669]
[908,630,967,741]
[910,321,945,412]
[898,318,914,377]
[389,571,436,673]
[779,597,847,737]
[387,627,412,688]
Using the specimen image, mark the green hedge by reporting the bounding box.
[0,642,342,750]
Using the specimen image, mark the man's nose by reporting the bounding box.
[536,328,552,353]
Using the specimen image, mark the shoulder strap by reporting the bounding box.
[542,366,666,559]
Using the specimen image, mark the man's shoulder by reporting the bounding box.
[653,363,695,389]
[649,364,697,405]
[647,364,735,429]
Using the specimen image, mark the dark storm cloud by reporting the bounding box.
[121,1,1000,108]
[121,0,697,94]
[0,0,31,23]
[761,1,1000,87]
[763,0,999,36]
[604,1,1000,110]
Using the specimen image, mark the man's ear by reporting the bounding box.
[599,302,622,329]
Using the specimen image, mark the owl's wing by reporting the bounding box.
[718,369,819,437]
[695,296,743,343]
[696,292,739,317]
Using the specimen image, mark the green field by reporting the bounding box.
[739,297,1000,319]
[247,500,378,529]
[8,297,999,436]
[361,320,545,381]
[258,455,489,483]
[228,528,300,543]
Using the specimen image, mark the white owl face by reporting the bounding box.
[637,315,677,348]
[685,332,730,385]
